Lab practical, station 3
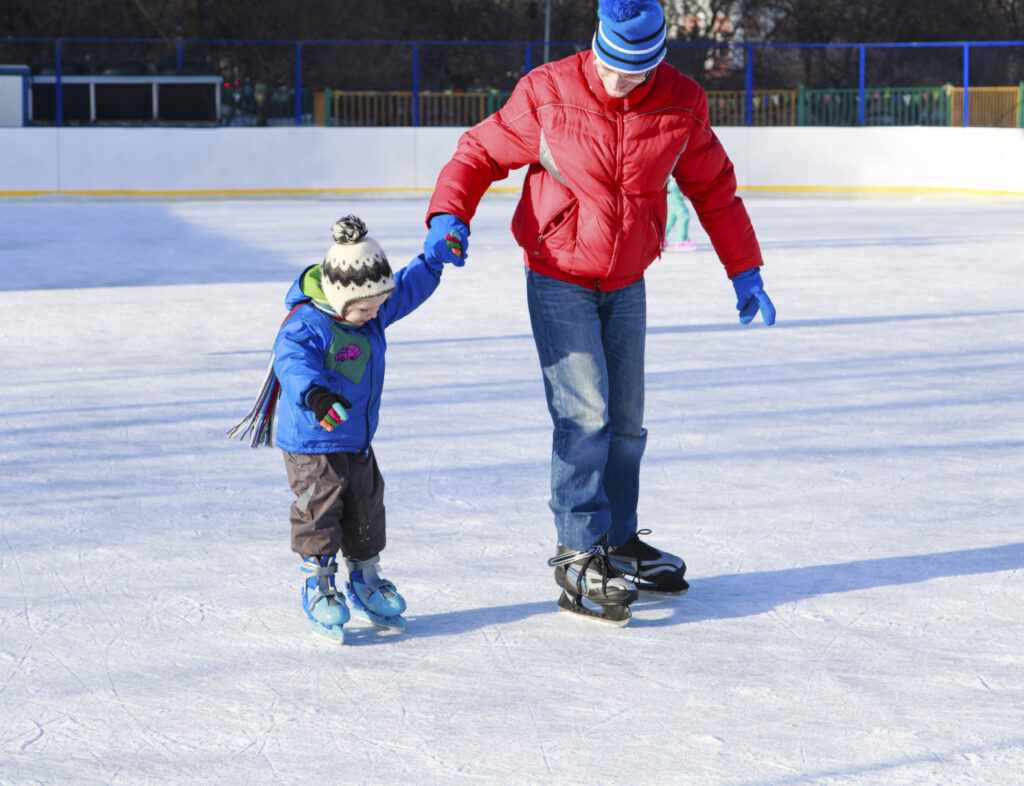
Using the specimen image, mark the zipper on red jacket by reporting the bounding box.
[608,111,625,274]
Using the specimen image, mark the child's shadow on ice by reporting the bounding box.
[400,601,556,639]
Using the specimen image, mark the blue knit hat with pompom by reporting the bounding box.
[592,0,667,74]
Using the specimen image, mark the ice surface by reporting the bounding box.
[1,193,1023,784]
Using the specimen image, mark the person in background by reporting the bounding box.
[423,0,775,625]
[664,178,697,251]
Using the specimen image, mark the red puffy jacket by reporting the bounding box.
[427,51,763,290]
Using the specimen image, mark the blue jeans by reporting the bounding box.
[526,269,648,551]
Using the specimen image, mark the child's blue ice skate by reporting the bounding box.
[344,556,407,632]
[301,555,350,643]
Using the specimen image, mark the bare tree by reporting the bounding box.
[2,0,1019,92]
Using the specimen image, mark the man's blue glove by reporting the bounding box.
[731,268,776,326]
[425,214,469,267]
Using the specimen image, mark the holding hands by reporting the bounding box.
[731,268,776,326]
[425,214,469,267]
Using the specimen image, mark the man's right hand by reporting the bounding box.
[425,214,469,267]
[731,268,776,326]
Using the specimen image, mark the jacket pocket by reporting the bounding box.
[651,209,664,242]
[535,197,579,255]
[646,205,665,258]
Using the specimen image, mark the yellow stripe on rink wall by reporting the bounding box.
[740,185,1024,198]
[0,186,527,198]
[4,185,1022,199]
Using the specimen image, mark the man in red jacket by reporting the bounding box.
[424,0,775,625]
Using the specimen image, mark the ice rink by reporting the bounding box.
[1,192,1023,784]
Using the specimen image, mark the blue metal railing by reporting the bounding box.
[8,36,1022,127]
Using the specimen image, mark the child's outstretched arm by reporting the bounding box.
[377,252,452,327]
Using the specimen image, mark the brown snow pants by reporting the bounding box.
[282,449,386,561]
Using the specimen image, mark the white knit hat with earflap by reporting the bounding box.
[321,215,395,317]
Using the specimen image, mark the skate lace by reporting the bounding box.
[631,528,654,574]
[548,544,624,595]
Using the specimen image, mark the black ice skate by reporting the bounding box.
[548,544,638,626]
[607,529,689,595]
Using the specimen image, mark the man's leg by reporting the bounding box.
[526,270,612,551]
[598,278,648,549]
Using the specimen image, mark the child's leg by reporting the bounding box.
[284,451,354,640]
[336,447,387,562]
[284,452,351,557]
[335,448,406,629]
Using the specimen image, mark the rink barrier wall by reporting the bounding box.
[0,126,1022,198]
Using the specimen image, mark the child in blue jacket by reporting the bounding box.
[230,215,461,642]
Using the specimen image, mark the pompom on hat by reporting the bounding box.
[321,215,395,317]
[592,0,667,74]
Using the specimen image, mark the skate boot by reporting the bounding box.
[301,555,350,643]
[344,555,407,632]
[548,544,638,626]
[607,529,689,594]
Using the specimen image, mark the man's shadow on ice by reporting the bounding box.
[658,542,1024,627]
[398,542,1024,636]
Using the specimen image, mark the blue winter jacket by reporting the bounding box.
[273,253,442,454]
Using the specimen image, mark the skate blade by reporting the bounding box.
[352,607,408,633]
[309,620,346,643]
[636,580,690,596]
[556,591,632,627]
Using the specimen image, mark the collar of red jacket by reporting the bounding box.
[582,50,659,111]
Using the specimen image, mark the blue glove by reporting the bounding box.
[425,214,469,267]
[732,268,776,326]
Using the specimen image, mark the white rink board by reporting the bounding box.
[1,125,1022,196]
